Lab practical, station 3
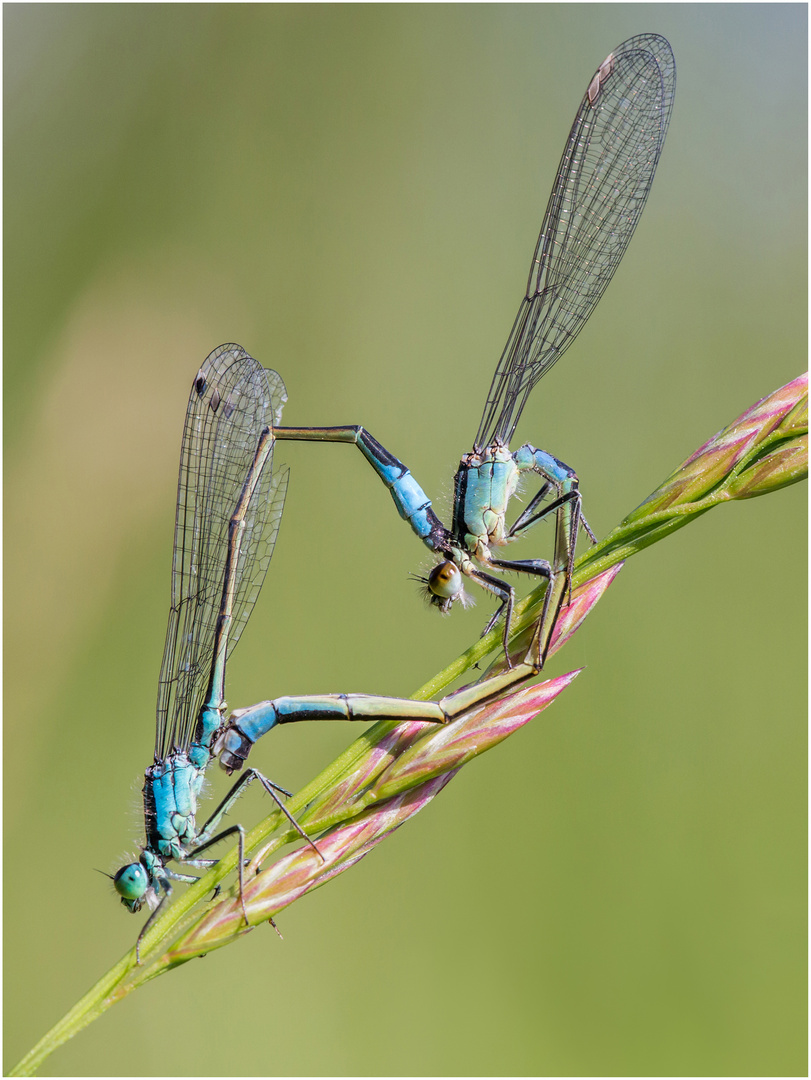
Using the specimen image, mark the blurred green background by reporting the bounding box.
[5,4,806,1076]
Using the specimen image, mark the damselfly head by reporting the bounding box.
[428,560,463,601]
[411,560,473,614]
[113,859,151,912]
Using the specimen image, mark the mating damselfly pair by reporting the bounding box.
[111,33,675,962]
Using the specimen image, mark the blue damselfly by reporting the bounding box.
[113,344,551,961]
[271,33,676,665]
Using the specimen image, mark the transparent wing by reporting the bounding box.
[155,344,288,760]
[475,33,676,448]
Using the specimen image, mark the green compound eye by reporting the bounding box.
[113,862,148,903]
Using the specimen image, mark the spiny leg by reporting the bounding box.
[509,480,554,534]
[194,768,292,848]
[134,871,197,964]
[248,769,324,862]
[465,566,519,665]
[474,553,560,668]
[191,768,325,927]
[509,487,595,604]
[487,555,562,666]
[185,823,251,928]
[509,487,593,541]
[509,449,597,591]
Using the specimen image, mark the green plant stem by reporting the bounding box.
[11,374,807,1077]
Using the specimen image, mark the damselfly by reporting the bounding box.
[113,344,551,962]
[271,33,676,665]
